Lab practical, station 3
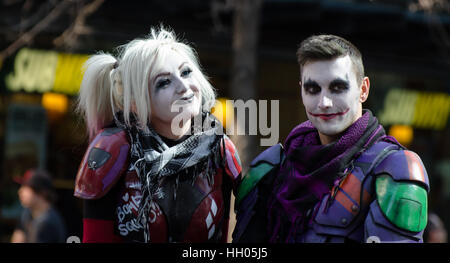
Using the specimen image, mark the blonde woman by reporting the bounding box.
[74,27,242,243]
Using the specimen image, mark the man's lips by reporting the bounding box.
[308,108,349,120]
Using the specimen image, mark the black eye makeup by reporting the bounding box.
[156,78,171,89]
[303,79,321,95]
[180,67,192,77]
[153,63,192,90]
[329,79,350,93]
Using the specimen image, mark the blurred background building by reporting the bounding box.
[0,0,449,242]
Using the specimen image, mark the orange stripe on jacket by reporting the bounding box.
[335,173,371,215]
[404,151,426,184]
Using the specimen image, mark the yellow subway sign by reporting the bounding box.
[379,88,450,130]
[5,48,89,96]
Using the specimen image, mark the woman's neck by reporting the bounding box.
[151,118,192,140]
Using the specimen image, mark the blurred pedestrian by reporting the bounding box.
[74,26,242,243]
[10,169,67,243]
[424,212,447,243]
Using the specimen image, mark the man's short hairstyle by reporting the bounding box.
[15,169,57,203]
[296,34,365,84]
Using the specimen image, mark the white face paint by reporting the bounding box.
[301,55,363,139]
[149,49,201,134]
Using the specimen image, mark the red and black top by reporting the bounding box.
[74,127,241,243]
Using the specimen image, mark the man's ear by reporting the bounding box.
[360,77,370,103]
[299,80,303,98]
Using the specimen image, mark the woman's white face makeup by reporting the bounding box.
[301,55,363,138]
[149,49,201,132]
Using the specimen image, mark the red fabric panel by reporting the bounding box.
[83,218,123,243]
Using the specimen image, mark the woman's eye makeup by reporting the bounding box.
[181,67,192,77]
[156,78,171,89]
[153,65,193,89]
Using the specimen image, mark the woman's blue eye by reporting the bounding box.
[181,68,192,77]
[156,79,171,88]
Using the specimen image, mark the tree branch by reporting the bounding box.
[53,0,105,49]
[0,0,72,68]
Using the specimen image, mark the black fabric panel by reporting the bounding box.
[83,182,121,220]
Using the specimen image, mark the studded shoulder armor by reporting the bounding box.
[74,127,130,200]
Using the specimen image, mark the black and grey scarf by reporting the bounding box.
[114,111,224,242]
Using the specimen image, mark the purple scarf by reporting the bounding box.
[268,110,386,242]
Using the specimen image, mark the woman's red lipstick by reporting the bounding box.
[308,108,349,120]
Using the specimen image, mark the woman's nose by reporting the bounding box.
[175,78,188,94]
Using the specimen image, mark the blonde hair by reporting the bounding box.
[77,26,216,139]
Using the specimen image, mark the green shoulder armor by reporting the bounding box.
[235,143,284,207]
[375,174,428,232]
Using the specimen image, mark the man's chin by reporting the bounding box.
[313,118,354,135]
[315,124,347,137]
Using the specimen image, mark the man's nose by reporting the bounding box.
[319,94,333,108]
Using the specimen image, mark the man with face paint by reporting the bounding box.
[233,35,429,243]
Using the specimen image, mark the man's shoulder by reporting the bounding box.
[235,143,284,207]
[373,147,429,190]
[36,208,64,226]
[369,143,429,233]
[33,208,66,242]
[233,143,285,243]
[354,137,428,187]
